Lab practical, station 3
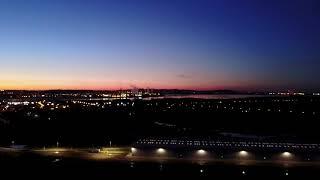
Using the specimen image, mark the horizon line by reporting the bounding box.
[0,88,316,93]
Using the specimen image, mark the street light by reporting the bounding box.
[197,149,207,155]
[282,152,292,158]
[239,150,248,156]
[157,148,166,154]
[131,147,137,153]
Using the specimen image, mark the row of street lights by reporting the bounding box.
[131,147,293,159]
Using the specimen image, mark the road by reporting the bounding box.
[1,146,320,167]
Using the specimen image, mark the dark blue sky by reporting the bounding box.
[0,0,320,91]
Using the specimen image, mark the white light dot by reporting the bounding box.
[282,152,292,157]
[131,147,137,153]
[239,150,248,156]
[157,148,166,154]
[197,149,206,155]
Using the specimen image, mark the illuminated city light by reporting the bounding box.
[157,148,166,154]
[131,147,137,153]
[54,151,60,154]
[196,149,207,155]
[239,150,248,156]
[282,152,292,158]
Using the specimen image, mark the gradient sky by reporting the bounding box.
[1,0,320,91]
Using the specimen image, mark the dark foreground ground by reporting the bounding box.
[2,96,320,146]
[1,96,320,178]
[1,151,320,179]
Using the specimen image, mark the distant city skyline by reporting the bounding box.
[1,0,320,91]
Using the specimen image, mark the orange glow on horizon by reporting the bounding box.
[0,83,256,91]
[0,76,260,91]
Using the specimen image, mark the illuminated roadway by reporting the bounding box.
[1,146,320,167]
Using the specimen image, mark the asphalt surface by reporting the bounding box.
[1,146,320,167]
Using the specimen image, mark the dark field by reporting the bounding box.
[1,151,320,178]
[1,96,320,146]
[1,95,320,178]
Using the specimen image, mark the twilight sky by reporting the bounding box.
[0,0,320,91]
